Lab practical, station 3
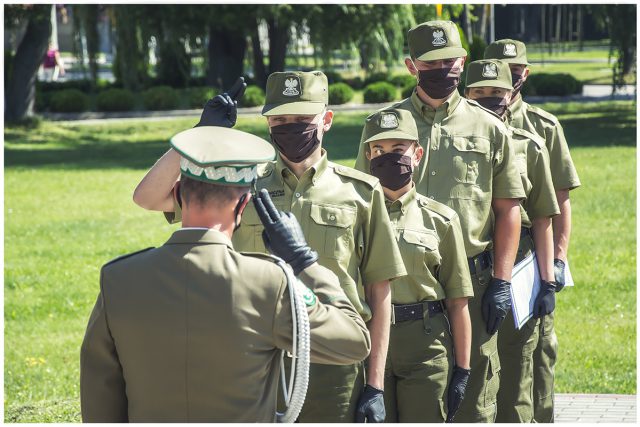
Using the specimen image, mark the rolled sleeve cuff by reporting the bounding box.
[362,264,407,286]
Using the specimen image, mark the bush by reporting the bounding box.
[324,70,344,84]
[38,79,93,94]
[142,86,180,110]
[469,35,487,62]
[240,85,265,107]
[48,89,90,113]
[363,82,397,104]
[401,83,416,99]
[524,73,583,96]
[390,74,416,88]
[343,76,364,90]
[96,89,135,112]
[185,87,217,109]
[328,83,354,105]
[364,71,392,87]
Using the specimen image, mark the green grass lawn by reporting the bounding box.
[4,100,636,421]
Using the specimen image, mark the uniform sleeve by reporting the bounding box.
[360,184,408,285]
[80,280,128,422]
[525,144,560,220]
[353,125,371,174]
[491,130,527,199]
[163,190,182,224]
[438,214,474,299]
[546,120,581,191]
[273,263,371,365]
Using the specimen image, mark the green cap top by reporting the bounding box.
[408,20,467,62]
[262,70,328,116]
[484,39,530,65]
[362,108,419,145]
[466,59,513,90]
[170,126,275,186]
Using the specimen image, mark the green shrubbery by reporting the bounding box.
[185,87,217,109]
[390,74,415,88]
[364,71,392,87]
[401,83,415,99]
[49,89,90,113]
[363,82,397,103]
[96,89,136,112]
[523,73,583,96]
[142,86,180,110]
[329,83,355,105]
[240,85,265,107]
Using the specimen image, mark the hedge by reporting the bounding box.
[96,89,136,112]
[363,82,397,103]
[49,89,90,113]
[328,83,354,105]
[142,86,180,110]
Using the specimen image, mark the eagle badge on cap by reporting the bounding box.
[432,29,447,47]
[283,77,300,96]
[503,43,517,57]
[482,62,498,78]
[380,113,399,129]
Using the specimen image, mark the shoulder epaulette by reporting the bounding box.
[103,247,154,268]
[417,195,457,221]
[240,251,280,263]
[257,161,275,178]
[331,164,379,189]
[511,127,545,149]
[526,104,560,125]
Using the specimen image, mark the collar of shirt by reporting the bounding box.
[509,94,524,117]
[410,88,462,124]
[167,228,233,249]
[385,184,417,215]
[275,148,329,189]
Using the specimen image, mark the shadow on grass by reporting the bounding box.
[4,102,635,169]
[5,399,80,423]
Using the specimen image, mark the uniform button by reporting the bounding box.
[295,192,301,198]
[431,171,436,176]
[329,214,336,221]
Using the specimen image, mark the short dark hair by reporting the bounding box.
[179,175,249,208]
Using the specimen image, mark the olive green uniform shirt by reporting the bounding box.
[507,96,581,191]
[509,127,560,227]
[355,90,526,257]
[386,187,474,304]
[80,229,371,423]
[219,151,405,322]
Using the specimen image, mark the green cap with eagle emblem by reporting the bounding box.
[484,39,531,65]
[262,70,329,116]
[361,108,419,145]
[407,20,467,61]
[170,126,275,186]
[466,59,514,90]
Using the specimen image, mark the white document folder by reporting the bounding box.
[510,252,541,329]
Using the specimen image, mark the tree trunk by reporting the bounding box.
[577,5,583,51]
[207,26,247,90]
[479,5,488,41]
[267,16,290,74]
[250,21,267,89]
[5,5,52,122]
[462,5,472,43]
[113,6,147,91]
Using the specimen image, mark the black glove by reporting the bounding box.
[553,258,566,292]
[481,277,512,335]
[446,366,471,423]
[355,385,385,423]
[533,280,556,318]
[252,188,318,275]
[194,77,246,128]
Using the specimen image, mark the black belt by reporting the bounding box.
[391,301,444,324]
[468,251,492,275]
[520,227,532,239]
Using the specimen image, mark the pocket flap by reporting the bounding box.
[452,136,490,154]
[401,230,438,249]
[240,204,263,226]
[310,204,356,228]
[489,350,501,375]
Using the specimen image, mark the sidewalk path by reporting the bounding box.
[555,394,637,423]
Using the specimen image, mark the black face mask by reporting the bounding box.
[475,96,509,118]
[270,122,321,163]
[233,192,250,232]
[511,71,525,99]
[370,152,413,191]
[417,66,462,99]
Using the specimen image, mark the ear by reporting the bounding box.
[459,56,467,68]
[236,192,252,217]
[413,144,424,167]
[322,109,334,132]
[365,148,372,161]
[405,58,418,77]
[174,181,183,208]
[522,67,530,82]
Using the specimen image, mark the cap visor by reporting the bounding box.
[416,47,468,61]
[262,101,326,116]
[363,131,419,145]
[466,80,513,90]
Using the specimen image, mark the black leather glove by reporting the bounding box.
[252,188,318,275]
[194,77,246,128]
[553,258,566,292]
[533,280,556,318]
[355,385,385,423]
[446,366,471,423]
[481,277,512,335]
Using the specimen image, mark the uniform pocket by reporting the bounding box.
[309,204,356,260]
[484,350,501,407]
[400,229,440,275]
[236,203,267,252]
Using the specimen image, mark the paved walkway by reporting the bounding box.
[555,394,637,423]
